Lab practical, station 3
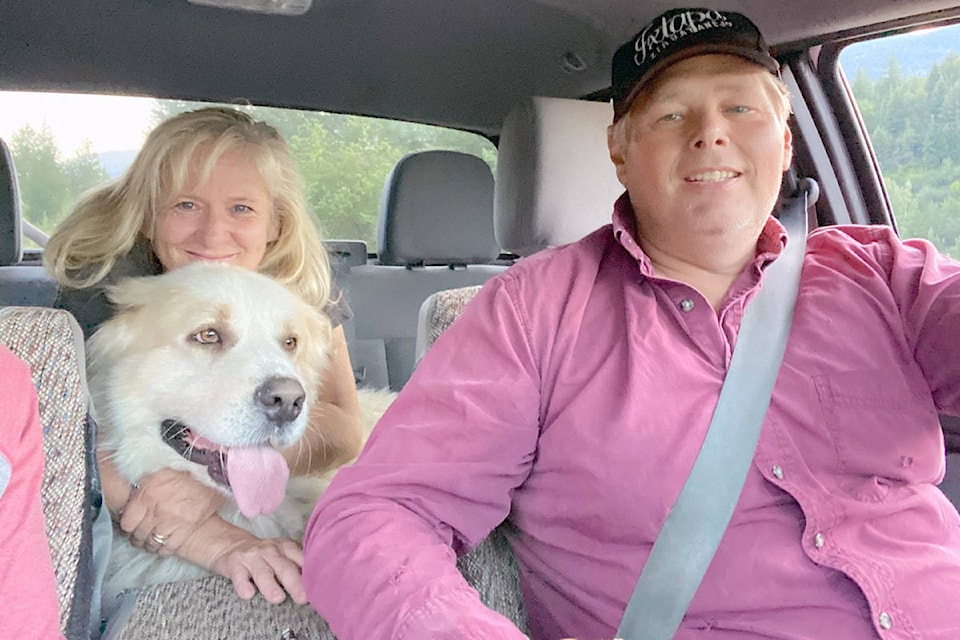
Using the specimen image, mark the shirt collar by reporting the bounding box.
[610,191,789,278]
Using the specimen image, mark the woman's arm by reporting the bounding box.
[282,325,364,476]
[175,514,307,604]
[105,451,306,602]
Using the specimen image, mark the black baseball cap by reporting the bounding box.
[611,8,779,121]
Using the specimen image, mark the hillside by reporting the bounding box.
[840,22,960,78]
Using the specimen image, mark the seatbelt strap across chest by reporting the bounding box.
[616,179,817,640]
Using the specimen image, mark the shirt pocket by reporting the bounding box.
[814,369,941,488]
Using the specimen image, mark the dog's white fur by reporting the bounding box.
[87,262,393,603]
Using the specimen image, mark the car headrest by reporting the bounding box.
[377,150,498,267]
[494,97,624,257]
[0,138,23,266]
[325,240,368,269]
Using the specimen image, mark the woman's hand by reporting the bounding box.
[177,516,306,604]
[119,467,226,557]
[210,534,305,604]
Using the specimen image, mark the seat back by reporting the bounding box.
[0,137,60,306]
[346,150,507,391]
[0,307,98,639]
[941,416,960,510]
[494,96,623,256]
[0,138,22,266]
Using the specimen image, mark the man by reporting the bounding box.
[303,8,960,639]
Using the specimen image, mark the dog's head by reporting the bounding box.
[87,262,332,518]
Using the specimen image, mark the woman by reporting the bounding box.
[45,107,363,605]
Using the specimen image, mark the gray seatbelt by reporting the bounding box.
[616,178,817,640]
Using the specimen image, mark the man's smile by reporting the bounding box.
[685,169,741,183]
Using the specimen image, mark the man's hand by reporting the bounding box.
[120,468,225,557]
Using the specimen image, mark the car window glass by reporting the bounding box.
[0,94,497,253]
[839,23,960,258]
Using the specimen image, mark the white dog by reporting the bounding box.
[86,262,394,604]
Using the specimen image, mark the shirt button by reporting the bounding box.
[814,532,825,549]
[771,465,784,480]
[679,298,695,312]
[878,612,893,630]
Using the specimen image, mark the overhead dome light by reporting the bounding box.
[187,0,312,16]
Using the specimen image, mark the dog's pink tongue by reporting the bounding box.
[226,446,289,518]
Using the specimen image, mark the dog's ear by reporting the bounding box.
[104,274,160,311]
[88,275,169,364]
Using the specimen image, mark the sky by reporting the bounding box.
[0,91,155,156]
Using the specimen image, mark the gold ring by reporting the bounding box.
[150,532,169,546]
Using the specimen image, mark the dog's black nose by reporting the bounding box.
[255,377,306,425]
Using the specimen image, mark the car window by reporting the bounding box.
[0,93,497,253]
[839,23,960,258]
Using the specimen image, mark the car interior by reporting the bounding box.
[2,1,960,638]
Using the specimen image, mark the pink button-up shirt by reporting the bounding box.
[304,194,960,640]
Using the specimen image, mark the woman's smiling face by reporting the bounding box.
[151,147,278,272]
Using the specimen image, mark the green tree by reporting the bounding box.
[9,124,71,232]
[64,139,110,201]
[290,117,401,244]
[289,115,496,248]
[849,49,960,258]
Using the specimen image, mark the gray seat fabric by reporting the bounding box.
[494,96,624,257]
[101,523,527,639]
[0,137,60,307]
[324,240,390,388]
[0,138,22,266]
[346,150,507,391]
[942,416,960,510]
[378,150,500,266]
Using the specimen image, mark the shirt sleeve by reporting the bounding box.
[302,273,539,640]
[0,347,66,640]
[880,230,960,414]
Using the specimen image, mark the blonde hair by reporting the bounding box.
[609,59,792,147]
[45,107,332,310]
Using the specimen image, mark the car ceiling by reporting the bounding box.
[2,0,960,136]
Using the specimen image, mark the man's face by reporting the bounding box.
[608,54,792,254]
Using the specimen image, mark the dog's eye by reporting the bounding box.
[283,336,297,351]
[193,328,221,344]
